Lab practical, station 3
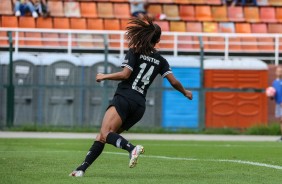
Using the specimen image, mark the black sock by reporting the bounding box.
[106,132,135,153]
[76,141,105,172]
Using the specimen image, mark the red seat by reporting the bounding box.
[1,16,18,27]
[195,6,212,21]
[19,17,42,47]
[114,3,130,19]
[154,21,173,50]
[203,22,223,51]
[206,0,222,5]
[186,22,204,50]
[251,23,274,51]
[179,5,195,21]
[276,7,282,22]
[212,6,228,21]
[260,7,276,23]
[48,1,64,17]
[0,16,18,46]
[87,19,104,30]
[97,3,114,18]
[235,23,258,51]
[0,0,13,15]
[53,18,72,47]
[36,17,59,47]
[80,2,97,18]
[104,19,121,48]
[244,7,260,22]
[219,22,241,51]
[268,23,282,33]
[228,7,244,22]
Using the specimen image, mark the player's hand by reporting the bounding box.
[96,73,105,82]
[184,90,193,100]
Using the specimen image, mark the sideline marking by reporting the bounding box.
[0,150,281,170]
[104,151,282,170]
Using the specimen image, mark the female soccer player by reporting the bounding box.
[70,16,193,177]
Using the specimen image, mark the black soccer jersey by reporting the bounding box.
[115,49,172,106]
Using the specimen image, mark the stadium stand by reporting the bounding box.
[0,0,282,52]
[0,0,281,129]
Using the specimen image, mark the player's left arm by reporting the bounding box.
[160,58,192,100]
[165,73,193,100]
[96,67,132,82]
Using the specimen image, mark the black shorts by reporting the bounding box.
[108,94,145,131]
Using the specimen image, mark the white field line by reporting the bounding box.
[0,150,281,170]
[103,151,282,170]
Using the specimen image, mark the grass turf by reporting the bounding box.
[0,138,281,184]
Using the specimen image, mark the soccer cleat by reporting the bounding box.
[277,137,282,142]
[69,170,84,177]
[129,145,145,168]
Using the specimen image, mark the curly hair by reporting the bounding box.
[126,15,161,55]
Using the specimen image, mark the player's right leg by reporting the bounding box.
[99,106,145,165]
[69,134,105,177]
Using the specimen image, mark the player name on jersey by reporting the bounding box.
[140,55,160,65]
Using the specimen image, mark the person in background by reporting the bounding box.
[222,0,257,6]
[271,66,282,142]
[14,0,38,18]
[129,0,148,17]
[33,0,49,17]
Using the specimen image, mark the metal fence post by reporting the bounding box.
[224,35,229,61]
[198,36,205,130]
[67,31,72,55]
[173,33,178,57]
[98,34,110,123]
[274,35,279,65]
[6,31,14,128]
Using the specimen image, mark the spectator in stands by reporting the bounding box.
[271,66,282,142]
[222,0,257,6]
[33,0,49,17]
[129,0,148,17]
[14,0,38,18]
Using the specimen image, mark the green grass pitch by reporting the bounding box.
[0,138,282,184]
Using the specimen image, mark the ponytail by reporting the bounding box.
[126,15,161,55]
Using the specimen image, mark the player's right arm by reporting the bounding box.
[165,73,193,100]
